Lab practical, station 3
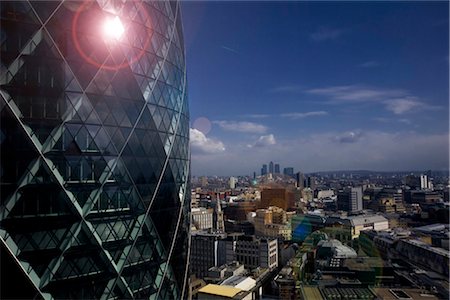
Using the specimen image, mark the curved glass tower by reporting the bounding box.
[0,0,190,299]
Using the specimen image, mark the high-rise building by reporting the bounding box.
[420,174,429,190]
[296,172,305,189]
[261,164,267,176]
[0,1,190,299]
[274,163,280,174]
[269,161,274,174]
[337,187,363,212]
[229,176,237,189]
[283,167,294,177]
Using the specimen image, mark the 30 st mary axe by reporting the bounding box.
[0,0,190,298]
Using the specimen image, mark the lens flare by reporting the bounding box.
[103,16,124,40]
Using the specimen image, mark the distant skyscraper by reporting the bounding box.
[296,172,305,189]
[229,176,237,189]
[261,164,268,176]
[283,167,294,177]
[269,161,274,174]
[305,176,316,190]
[0,1,190,298]
[420,174,429,190]
[274,163,280,174]
[337,187,363,212]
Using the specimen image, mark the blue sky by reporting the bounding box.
[181,1,449,176]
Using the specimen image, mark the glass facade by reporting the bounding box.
[0,0,190,299]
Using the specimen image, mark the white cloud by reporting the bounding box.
[189,130,449,176]
[213,120,268,134]
[310,27,345,42]
[307,85,405,103]
[281,111,328,119]
[252,134,276,148]
[307,85,440,114]
[190,128,225,154]
[383,97,425,114]
[243,114,271,119]
[334,130,364,143]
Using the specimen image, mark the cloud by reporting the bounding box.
[243,114,270,119]
[213,120,268,134]
[190,130,449,176]
[307,85,405,103]
[221,45,238,54]
[190,128,225,154]
[383,97,426,114]
[359,61,380,68]
[310,27,345,42]
[281,111,328,119]
[306,85,440,114]
[334,130,363,143]
[252,134,276,148]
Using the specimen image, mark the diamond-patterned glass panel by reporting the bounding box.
[1,0,190,298]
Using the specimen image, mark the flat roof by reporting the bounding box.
[301,286,324,300]
[199,284,243,298]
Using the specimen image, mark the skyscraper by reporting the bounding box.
[283,167,294,177]
[0,1,190,299]
[269,161,274,174]
[261,164,268,176]
[274,163,280,174]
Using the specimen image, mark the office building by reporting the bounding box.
[235,236,278,270]
[274,163,280,174]
[283,167,294,177]
[269,161,274,174]
[337,187,363,212]
[260,188,294,210]
[0,1,190,298]
[252,206,292,240]
[229,176,237,189]
[261,164,267,176]
[192,208,214,231]
[190,232,227,278]
[296,172,305,189]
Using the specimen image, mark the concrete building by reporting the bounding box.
[252,206,292,240]
[235,236,278,270]
[192,207,214,231]
[337,187,363,212]
[395,239,449,277]
[260,188,294,210]
[229,177,237,189]
[190,232,227,278]
[325,213,389,240]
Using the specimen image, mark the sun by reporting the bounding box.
[103,16,124,40]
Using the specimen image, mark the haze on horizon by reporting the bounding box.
[181,1,449,176]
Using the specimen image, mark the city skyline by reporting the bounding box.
[182,1,449,176]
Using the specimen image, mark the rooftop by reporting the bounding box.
[198,284,246,298]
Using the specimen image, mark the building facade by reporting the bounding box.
[192,207,214,231]
[0,1,190,299]
[235,236,278,270]
[337,187,363,212]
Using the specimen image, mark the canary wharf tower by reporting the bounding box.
[0,0,190,298]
